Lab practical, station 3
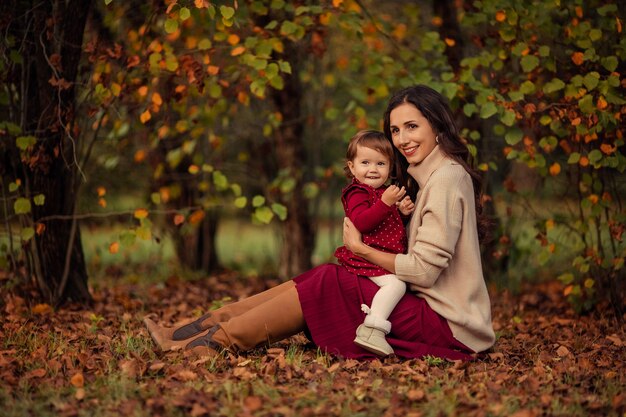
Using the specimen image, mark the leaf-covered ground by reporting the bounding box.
[1,272,624,417]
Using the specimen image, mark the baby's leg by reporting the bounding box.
[367,274,406,320]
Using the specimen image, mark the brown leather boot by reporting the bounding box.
[144,280,296,351]
[185,286,304,356]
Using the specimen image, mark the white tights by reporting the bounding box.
[364,274,406,320]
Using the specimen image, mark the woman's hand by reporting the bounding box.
[343,217,365,255]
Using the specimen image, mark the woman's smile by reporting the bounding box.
[389,103,437,165]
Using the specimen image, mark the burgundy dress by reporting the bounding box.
[294,264,474,361]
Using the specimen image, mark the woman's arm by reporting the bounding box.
[343,217,397,273]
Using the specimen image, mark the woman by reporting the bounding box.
[144,85,496,360]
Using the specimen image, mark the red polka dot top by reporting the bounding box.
[334,179,408,277]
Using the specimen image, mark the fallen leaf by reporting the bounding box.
[70,372,84,387]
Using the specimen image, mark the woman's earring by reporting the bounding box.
[435,135,440,144]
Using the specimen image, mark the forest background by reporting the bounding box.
[0,0,625,416]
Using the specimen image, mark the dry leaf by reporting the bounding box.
[70,372,84,387]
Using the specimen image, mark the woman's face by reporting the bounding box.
[389,102,437,165]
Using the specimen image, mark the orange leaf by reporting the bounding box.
[174,214,185,226]
[571,52,584,66]
[98,198,107,208]
[28,368,47,378]
[207,65,220,75]
[36,222,46,235]
[188,210,205,225]
[231,46,246,56]
[495,10,506,22]
[431,16,443,27]
[194,0,209,8]
[589,194,599,204]
[140,110,151,124]
[597,96,608,110]
[549,162,561,176]
[563,285,573,296]
[97,186,106,197]
[575,6,583,18]
[134,149,146,163]
[75,388,85,401]
[617,17,622,33]
[152,92,163,106]
[571,117,581,126]
[579,156,589,167]
[188,164,199,174]
[32,304,52,314]
[109,242,119,254]
[137,85,148,97]
[600,143,615,154]
[70,372,84,388]
[332,0,343,7]
[227,34,240,45]
[444,38,456,47]
[134,208,149,219]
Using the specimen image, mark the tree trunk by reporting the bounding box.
[270,42,314,279]
[172,209,220,273]
[4,0,93,305]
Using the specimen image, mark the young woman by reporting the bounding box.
[144,85,495,360]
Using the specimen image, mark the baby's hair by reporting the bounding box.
[344,130,395,179]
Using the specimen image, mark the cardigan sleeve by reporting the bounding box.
[394,170,465,288]
[343,186,394,233]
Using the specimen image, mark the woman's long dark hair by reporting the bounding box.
[383,85,489,242]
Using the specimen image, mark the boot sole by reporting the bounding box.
[354,336,394,357]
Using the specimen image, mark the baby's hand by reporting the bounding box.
[381,185,406,206]
[398,196,415,216]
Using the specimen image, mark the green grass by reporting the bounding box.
[79,217,343,283]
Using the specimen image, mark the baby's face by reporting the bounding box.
[347,145,391,189]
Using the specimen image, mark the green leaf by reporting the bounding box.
[16,136,36,151]
[14,198,31,214]
[234,196,247,208]
[520,81,535,94]
[578,94,594,114]
[9,182,19,192]
[33,194,45,206]
[213,171,228,190]
[280,21,299,36]
[252,195,265,207]
[589,29,602,42]
[480,102,498,119]
[271,203,288,221]
[104,0,113,4]
[136,226,152,241]
[501,110,516,127]
[164,18,178,34]
[278,61,292,74]
[520,55,539,72]
[588,149,602,164]
[21,227,35,242]
[463,103,477,117]
[568,152,581,164]
[198,38,212,50]
[504,128,523,145]
[179,7,191,21]
[543,78,565,94]
[538,46,550,57]
[220,5,235,19]
[583,72,600,91]
[253,206,274,224]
